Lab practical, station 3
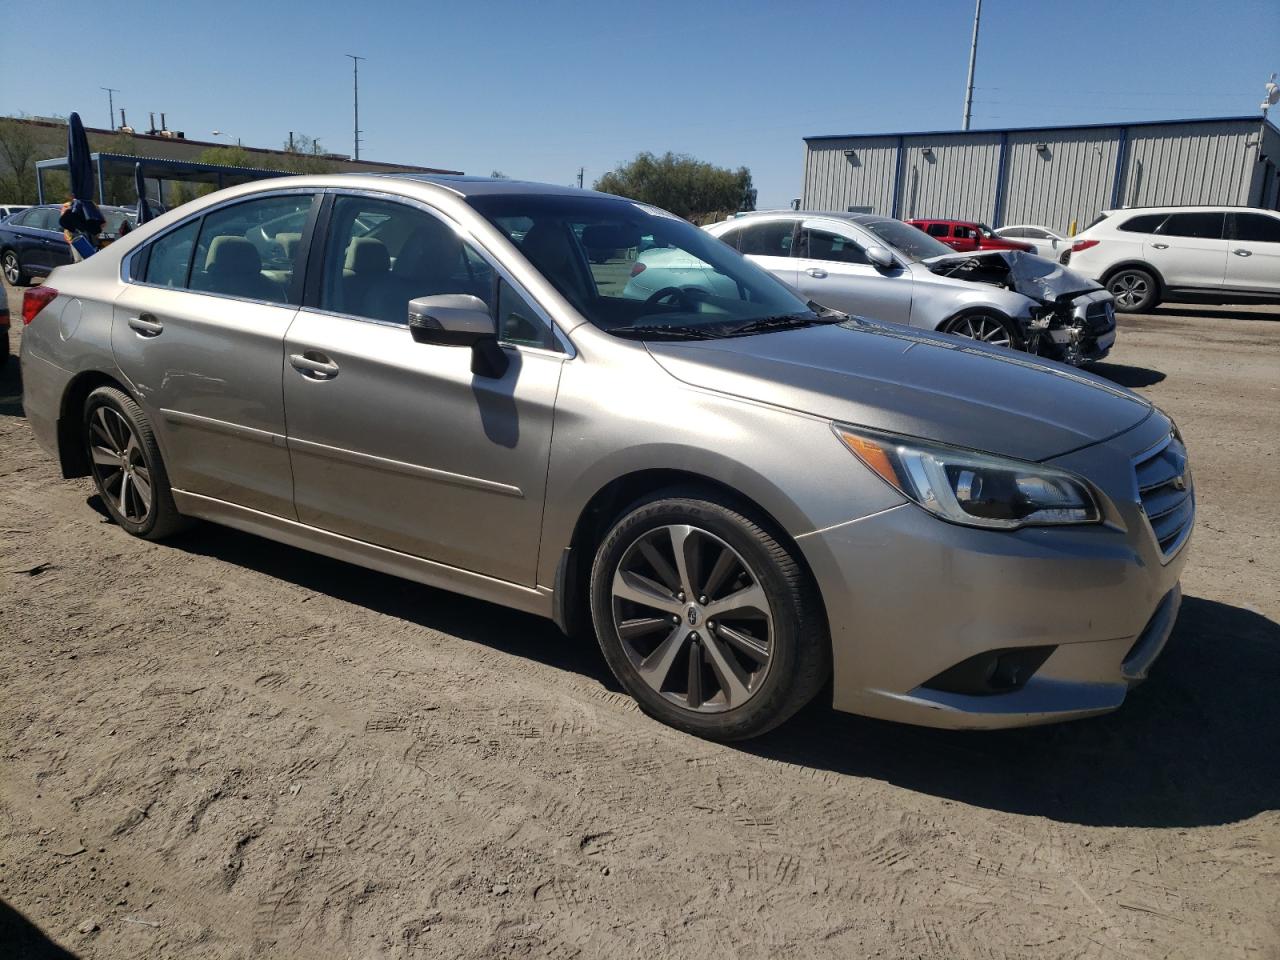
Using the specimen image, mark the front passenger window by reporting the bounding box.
[802,228,868,265]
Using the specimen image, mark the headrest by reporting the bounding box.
[393,226,460,277]
[344,237,390,275]
[277,232,302,260]
[205,236,262,275]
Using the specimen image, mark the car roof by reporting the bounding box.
[374,173,612,200]
[1102,204,1279,214]
[722,210,906,228]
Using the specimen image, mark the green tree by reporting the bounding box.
[0,116,41,202]
[594,152,755,222]
[279,134,336,175]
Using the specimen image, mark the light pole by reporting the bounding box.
[962,0,982,131]
[101,87,119,130]
[211,130,241,147]
[346,54,366,161]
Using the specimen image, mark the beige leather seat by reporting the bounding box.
[341,237,392,319]
[519,221,592,307]
[197,236,284,302]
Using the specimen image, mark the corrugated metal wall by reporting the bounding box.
[1001,128,1120,233]
[1119,120,1257,207]
[802,138,899,214]
[802,119,1274,229]
[898,133,1001,222]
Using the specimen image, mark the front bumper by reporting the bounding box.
[797,414,1190,730]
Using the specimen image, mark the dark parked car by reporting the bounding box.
[1,204,137,286]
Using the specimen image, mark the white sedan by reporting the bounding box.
[994,225,1071,260]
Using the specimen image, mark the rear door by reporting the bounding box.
[793,219,912,323]
[719,218,799,289]
[1144,210,1228,290]
[112,190,317,518]
[1225,211,1280,294]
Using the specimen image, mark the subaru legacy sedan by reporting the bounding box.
[20,175,1192,740]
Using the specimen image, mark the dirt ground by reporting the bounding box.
[2,283,1278,960]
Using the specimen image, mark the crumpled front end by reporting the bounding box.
[927,250,1116,365]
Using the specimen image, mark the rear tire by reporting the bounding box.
[2,249,29,287]
[1106,267,1158,313]
[589,491,830,741]
[83,386,188,540]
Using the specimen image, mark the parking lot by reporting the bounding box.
[1,283,1278,958]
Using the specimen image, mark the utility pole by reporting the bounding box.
[346,54,366,160]
[577,167,584,189]
[101,87,119,130]
[962,0,982,131]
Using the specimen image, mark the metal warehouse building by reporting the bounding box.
[802,115,1280,234]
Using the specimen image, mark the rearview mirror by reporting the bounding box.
[407,294,508,378]
[407,294,495,346]
[866,246,896,270]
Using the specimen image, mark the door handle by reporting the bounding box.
[289,352,340,379]
[1233,249,1253,257]
[1151,243,1169,250]
[127,314,164,337]
[806,267,828,279]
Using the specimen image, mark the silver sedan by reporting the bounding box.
[702,212,1115,366]
[20,174,1189,739]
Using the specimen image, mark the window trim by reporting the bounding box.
[299,187,574,358]
[120,187,321,310]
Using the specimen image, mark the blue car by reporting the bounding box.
[1,204,137,286]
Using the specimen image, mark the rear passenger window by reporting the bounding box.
[926,223,950,237]
[189,194,314,304]
[142,219,199,287]
[1230,212,1280,243]
[319,195,494,326]
[729,220,796,256]
[1117,213,1166,233]
[1157,211,1225,239]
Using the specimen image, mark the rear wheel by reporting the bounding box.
[941,311,1021,350]
[589,492,829,741]
[1106,267,1158,313]
[2,249,29,287]
[83,386,188,540]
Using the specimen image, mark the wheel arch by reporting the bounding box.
[1100,259,1165,292]
[552,468,828,646]
[56,370,138,478]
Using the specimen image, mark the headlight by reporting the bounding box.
[834,424,1101,529]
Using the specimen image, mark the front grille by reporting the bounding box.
[1134,433,1194,559]
[1084,300,1115,334]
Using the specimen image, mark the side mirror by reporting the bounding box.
[866,245,896,270]
[407,294,508,378]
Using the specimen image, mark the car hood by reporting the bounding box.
[924,249,1100,302]
[645,318,1151,462]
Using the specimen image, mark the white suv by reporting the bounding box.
[1063,206,1280,312]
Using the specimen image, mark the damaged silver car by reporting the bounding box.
[706,212,1116,365]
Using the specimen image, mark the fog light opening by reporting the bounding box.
[922,646,1057,697]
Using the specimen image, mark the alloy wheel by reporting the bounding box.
[1109,272,1149,309]
[949,313,1012,348]
[88,405,154,524]
[2,252,19,285]
[610,524,773,713]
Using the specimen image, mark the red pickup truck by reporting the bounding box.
[907,219,1034,254]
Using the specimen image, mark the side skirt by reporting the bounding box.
[171,489,556,620]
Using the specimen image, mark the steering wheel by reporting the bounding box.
[644,285,706,309]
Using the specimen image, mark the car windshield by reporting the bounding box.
[467,193,821,339]
[860,218,954,262]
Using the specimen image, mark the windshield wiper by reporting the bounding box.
[726,313,842,337]
[609,324,720,341]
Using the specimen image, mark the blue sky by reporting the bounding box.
[4,0,1276,208]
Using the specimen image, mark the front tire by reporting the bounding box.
[589,492,830,741]
[941,311,1022,350]
[1106,267,1158,313]
[2,249,29,287]
[83,386,187,540]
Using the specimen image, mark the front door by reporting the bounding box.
[1143,210,1228,291]
[1225,211,1280,294]
[111,191,317,517]
[282,192,564,586]
[792,221,913,324]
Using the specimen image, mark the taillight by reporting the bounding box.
[1071,239,1099,253]
[22,286,58,325]
[630,261,646,277]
